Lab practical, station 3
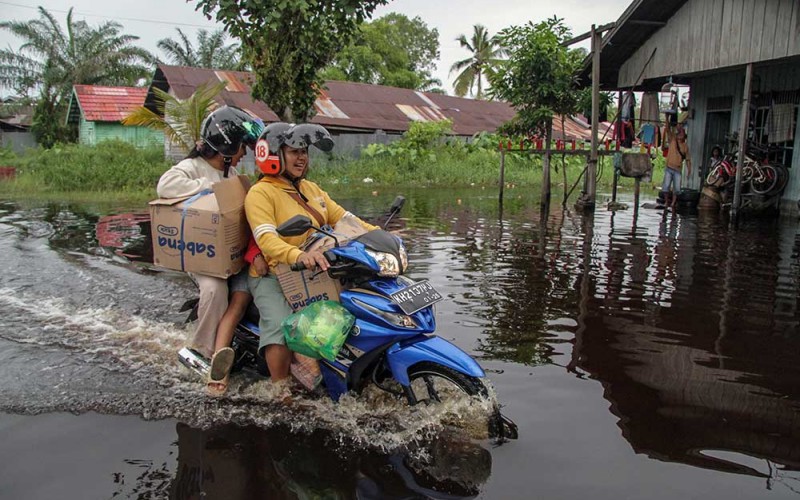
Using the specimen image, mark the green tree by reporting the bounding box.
[321,13,441,91]
[490,17,583,206]
[157,28,241,70]
[122,80,226,153]
[449,25,506,99]
[194,0,388,122]
[0,7,154,147]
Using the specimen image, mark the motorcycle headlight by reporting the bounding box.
[365,249,400,277]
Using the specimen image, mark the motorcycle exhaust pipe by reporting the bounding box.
[178,347,210,378]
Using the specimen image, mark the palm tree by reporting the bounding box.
[157,28,240,70]
[449,25,506,99]
[122,80,226,153]
[0,7,154,146]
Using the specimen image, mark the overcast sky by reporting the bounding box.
[0,0,632,95]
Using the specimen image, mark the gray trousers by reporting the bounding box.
[247,274,292,355]
[190,273,228,359]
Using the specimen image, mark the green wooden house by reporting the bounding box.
[67,85,163,148]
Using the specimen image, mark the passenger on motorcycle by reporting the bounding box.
[156,106,263,394]
[245,123,377,383]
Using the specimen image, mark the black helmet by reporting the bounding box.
[200,106,263,157]
[254,123,334,177]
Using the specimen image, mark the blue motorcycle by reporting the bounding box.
[179,197,517,439]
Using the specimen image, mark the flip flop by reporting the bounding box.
[207,347,235,396]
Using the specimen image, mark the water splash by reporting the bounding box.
[0,287,497,452]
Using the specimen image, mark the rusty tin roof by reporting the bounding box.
[146,64,593,139]
[72,85,149,122]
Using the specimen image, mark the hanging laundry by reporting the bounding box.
[638,123,657,146]
[640,92,660,125]
[768,103,796,143]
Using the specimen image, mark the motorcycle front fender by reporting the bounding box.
[386,335,485,386]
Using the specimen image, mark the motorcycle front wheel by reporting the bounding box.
[407,362,487,404]
[406,362,519,440]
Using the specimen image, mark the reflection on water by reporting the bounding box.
[574,208,800,477]
[169,423,490,499]
[2,188,800,497]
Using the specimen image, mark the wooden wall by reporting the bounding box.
[79,118,163,149]
[618,0,800,87]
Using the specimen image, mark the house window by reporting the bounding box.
[750,92,799,168]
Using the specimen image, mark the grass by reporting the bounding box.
[0,140,169,197]
[312,147,666,194]
[0,140,666,202]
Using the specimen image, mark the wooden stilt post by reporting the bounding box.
[732,63,753,218]
[585,24,601,208]
[499,149,506,200]
[542,122,552,208]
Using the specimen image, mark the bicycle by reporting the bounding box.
[705,154,751,187]
[742,156,778,194]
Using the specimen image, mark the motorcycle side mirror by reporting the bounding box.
[390,195,406,213]
[277,215,314,236]
[382,195,406,230]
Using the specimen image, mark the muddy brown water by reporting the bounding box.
[1,187,799,499]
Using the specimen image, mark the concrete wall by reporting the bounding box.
[0,130,36,153]
[329,130,403,158]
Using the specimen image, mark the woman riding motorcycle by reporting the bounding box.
[245,123,376,382]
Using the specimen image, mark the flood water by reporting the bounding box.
[1,187,799,499]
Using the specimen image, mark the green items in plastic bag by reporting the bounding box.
[282,300,355,361]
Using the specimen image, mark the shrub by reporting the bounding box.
[4,140,170,193]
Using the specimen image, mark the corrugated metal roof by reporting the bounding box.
[148,64,594,140]
[73,85,149,122]
[0,103,33,129]
[577,0,690,89]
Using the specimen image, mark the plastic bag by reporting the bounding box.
[282,300,354,361]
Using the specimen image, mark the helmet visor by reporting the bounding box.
[241,118,264,148]
[282,124,334,152]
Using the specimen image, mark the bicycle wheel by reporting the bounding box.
[772,163,789,192]
[742,163,755,185]
[706,167,724,187]
[750,165,778,194]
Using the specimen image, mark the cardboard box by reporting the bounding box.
[149,175,250,278]
[274,217,368,311]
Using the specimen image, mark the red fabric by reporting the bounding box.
[244,235,261,264]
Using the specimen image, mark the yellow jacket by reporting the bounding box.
[244,176,376,275]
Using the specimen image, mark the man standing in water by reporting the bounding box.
[662,123,691,210]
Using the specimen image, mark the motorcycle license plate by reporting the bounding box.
[390,280,443,315]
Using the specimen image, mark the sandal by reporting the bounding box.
[207,347,235,396]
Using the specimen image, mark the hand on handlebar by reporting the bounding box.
[295,249,330,271]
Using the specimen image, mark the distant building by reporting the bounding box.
[0,99,34,153]
[145,64,595,160]
[66,85,163,148]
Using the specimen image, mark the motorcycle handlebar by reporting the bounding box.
[290,250,337,272]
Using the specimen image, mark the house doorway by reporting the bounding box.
[703,110,731,181]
